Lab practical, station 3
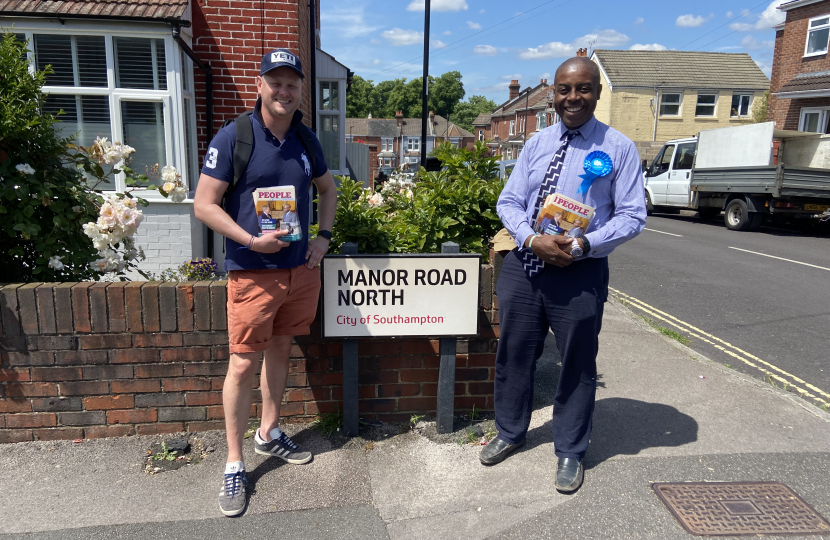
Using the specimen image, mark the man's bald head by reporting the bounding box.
[554,57,600,87]
[551,56,602,128]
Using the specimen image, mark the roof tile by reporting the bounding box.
[0,0,188,20]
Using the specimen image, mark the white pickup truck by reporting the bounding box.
[643,122,830,231]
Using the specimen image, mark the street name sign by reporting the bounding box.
[322,254,481,338]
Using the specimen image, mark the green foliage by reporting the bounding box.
[313,408,344,438]
[752,90,770,124]
[0,32,100,282]
[452,95,498,133]
[346,71,466,119]
[328,141,503,258]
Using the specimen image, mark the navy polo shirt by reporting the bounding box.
[201,106,328,272]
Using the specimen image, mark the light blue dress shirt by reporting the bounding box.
[496,116,646,258]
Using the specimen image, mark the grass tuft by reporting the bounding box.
[641,316,691,346]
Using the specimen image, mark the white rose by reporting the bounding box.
[48,255,64,271]
[161,165,179,183]
[90,258,108,272]
[162,181,177,194]
[170,186,187,203]
[15,163,35,175]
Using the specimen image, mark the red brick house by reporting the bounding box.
[485,79,554,160]
[0,0,349,273]
[346,111,473,182]
[771,0,830,131]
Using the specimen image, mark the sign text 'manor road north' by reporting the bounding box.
[336,268,468,306]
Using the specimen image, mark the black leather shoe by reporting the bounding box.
[555,457,584,492]
[480,437,525,465]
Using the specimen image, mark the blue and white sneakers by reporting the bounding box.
[254,427,313,464]
[219,462,248,517]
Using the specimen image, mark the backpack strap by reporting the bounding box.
[225,111,254,199]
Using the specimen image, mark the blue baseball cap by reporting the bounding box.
[260,49,304,79]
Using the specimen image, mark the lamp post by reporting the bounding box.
[420,0,430,168]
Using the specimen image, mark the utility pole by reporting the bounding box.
[420,0,430,168]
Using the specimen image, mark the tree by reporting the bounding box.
[346,74,375,118]
[428,71,465,118]
[752,90,770,124]
[452,95,497,133]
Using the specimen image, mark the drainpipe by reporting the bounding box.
[171,23,215,257]
[652,87,659,142]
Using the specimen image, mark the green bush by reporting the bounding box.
[328,141,504,257]
[0,32,100,282]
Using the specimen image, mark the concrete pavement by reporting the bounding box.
[2,298,829,539]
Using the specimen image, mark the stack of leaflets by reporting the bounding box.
[252,186,302,242]
[534,193,595,238]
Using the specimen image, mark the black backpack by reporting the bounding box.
[221,111,318,200]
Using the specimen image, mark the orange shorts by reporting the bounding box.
[226,266,321,354]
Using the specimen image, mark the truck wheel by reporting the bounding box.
[725,199,758,231]
[698,208,720,221]
[646,193,654,216]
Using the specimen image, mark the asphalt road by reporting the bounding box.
[608,212,830,409]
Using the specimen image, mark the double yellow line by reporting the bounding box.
[610,287,830,408]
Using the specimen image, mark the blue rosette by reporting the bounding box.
[578,151,613,195]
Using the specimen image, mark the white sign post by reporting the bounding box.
[321,254,481,338]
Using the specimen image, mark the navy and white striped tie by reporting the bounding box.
[520,130,579,277]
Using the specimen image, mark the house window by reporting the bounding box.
[450,138,459,148]
[29,31,195,194]
[731,94,752,117]
[409,156,419,164]
[318,81,340,170]
[382,138,392,151]
[509,119,515,135]
[536,111,547,130]
[407,137,420,152]
[478,129,483,141]
[383,157,391,166]
[799,107,830,133]
[659,93,682,116]
[695,94,717,117]
[805,15,830,56]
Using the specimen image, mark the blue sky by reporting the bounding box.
[319,0,785,104]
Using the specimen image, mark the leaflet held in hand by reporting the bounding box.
[253,186,302,242]
[534,193,595,238]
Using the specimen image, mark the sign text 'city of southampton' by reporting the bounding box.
[322,254,481,338]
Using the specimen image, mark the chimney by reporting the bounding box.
[576,48,587,57]
[541,78,547,85]
[509,79,520,100]
[395,110,404,127]
[429,110,435,136]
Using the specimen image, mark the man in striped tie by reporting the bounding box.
[480,56,646,493]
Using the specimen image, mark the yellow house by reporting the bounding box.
[591,50,769,143]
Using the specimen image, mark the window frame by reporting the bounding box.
[694,93,718,117]
[730,93,753,118]
[16,22,194,201]
[804,14,830,57]
[316,78,346,175]
[659,92,682,117]
[478,129,483,141]
[799,107,830,132]
[407,137,420,153]
[509,119,515,135]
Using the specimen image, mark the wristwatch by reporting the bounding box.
[318,229,332,240]
[570,238,584,258]
[581,236,591,254]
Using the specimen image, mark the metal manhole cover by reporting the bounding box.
[652,482,830,536]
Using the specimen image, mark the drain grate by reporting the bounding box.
[652,482,830,536]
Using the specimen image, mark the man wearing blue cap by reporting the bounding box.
[194,49,337,517]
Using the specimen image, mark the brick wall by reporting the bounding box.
[770,0,830,130]
[191,0,319,154]
[0,266,498,443]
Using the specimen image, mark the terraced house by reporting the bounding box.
[0,0,349,274]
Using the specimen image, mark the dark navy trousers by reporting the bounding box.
[494,249,609,460]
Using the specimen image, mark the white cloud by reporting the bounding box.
[407,0,468,11]
[443,30,452,35]
[520,29,629,60]
[373,59,381,65]
[431,39,447,48]
[634,17,644,24]
[754,59,773,77]
[726,11,734,17]
[479,8,485,13]
[382,28,423,46]
[729,0,787,31]
[370,38,380,44]
[630,43,668,50]
[540,72,551,79]
[320,6,379,38]
[741,35,774,50]
[472,74,524,94]
[467,21,482,29]
[473,45,499,56]
[676,14,714,27]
